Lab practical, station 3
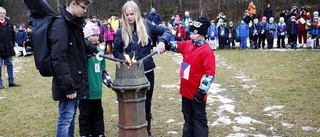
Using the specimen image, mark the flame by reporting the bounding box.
[123,51,137,67]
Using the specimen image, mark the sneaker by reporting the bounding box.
[9,83,20,87]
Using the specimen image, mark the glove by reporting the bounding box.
[194,89,206,103]
[102,70,112,88]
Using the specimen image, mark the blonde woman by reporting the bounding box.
[113,1,171,136]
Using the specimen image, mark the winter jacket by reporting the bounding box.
[296,13,311,32]
[242,15,252,25]
[266,23,277,37]
[182,16,193,28]
[226,26,237,39]
[277,22,287,36]
[177,40,215,101]
[218,24,227,37]
[113,20,171,72]
[248,4,256,15]
[85,40,105,99]
[175,26,186,41]
[310,21,320,36]
[250,23,261,36]
[108,16,120,32]
[208,25,218,40]
[104,28,115,41]
[263,7,273,20]
[237,23,249,37]
[259,22,267,35]
[16,30,26,45]
[287,21,299,35]
[0,18,15,57]
[147,12,162,25]
[49,5,89,101]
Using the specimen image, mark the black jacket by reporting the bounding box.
[287,21,299,35]
[49,5,89,101]
[263,7,273,19]
[0,19,16,57]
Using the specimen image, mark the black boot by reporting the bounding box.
[146,114,153,137]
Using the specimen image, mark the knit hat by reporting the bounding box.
[269,17,274,22]
[189,17,210,37]
[262,16,267,21]
[83,21,100,38]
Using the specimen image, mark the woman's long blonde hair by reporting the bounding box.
[121,1,149,47]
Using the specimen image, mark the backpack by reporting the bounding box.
[24,0,56,77]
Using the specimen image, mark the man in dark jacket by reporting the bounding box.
[0,7,20,89]
[48,0,92,136]
[263,4,273,20]
[147,8,162,25]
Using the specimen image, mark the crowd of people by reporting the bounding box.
[144,2,320,50]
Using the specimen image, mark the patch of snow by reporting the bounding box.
[282,122,294,128]
[166,119,175,123]
[302,126,316,131]
[265,111,282,118]
[167,131,179,134]
[234,116,263,125]
[0,96,6,100]
[169,98,175,100]
[161,84,179,89]
[210,116,232,126]
[232,126,249,132]
[263,105,285,112]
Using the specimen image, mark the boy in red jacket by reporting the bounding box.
[168,17,216,137]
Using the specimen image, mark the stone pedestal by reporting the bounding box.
[111,62,150,137]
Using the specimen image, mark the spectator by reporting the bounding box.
[208,20,218,50]
[147,8,162,25]
[182,11,193,28]
[216,11,227,26]
[0,7,20,89]
[174,15,181,25]
[175,23,186,41]
[280,10,290,24]
[277,17,287,48]
[15,24,27,56]
[266,17,276,49]
[296,7,311,48]
[48,1,92,136]
[217,19,227,49]
[242,10,253,26]
[103,23,115,54]
[248,2,256,19]
[258,16,267,49]
[287,16,299,49]
[286,5,299,24]
[263,4,273,20]
[237,20,249,49]
[169,15,175,25]
[310,17,320,49]
[113,1,171,136]
[108,14,120,32]
[226,21,237,49]
[25,27,33,55]
[250,18,261,49]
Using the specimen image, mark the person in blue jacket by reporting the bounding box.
[113,1,171,137]
[207,20,218,49]
[310,17,320,49]
[277,17,287,48]
[237,20,249,49]
[266,17,277,49]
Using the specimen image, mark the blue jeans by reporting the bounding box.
[56,100,79,137]
[182,96,208,137]
[0,56,14,84]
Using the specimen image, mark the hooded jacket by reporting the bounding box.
[49,5,89,101]
[147,12,162,25]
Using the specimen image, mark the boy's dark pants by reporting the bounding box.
[258,34,266,48]
[277,36,285,48]
[182,96,208,137]
[288,34,297,49]
[79,99,105,137]
[218,37,227,49]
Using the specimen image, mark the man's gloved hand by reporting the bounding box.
[102,70,112,88]
[194,89,206,103]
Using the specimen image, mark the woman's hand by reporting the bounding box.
[157,42,166,54]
